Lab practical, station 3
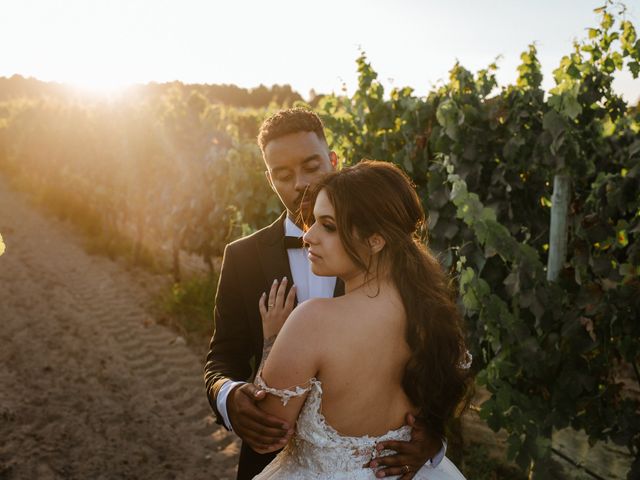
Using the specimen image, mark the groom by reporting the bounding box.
[204,108,443,479]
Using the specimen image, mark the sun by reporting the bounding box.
[67,74,133,96]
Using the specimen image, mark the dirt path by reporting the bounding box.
[0,177,239,480]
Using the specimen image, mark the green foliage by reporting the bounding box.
[318,4,639,478]
[457,442,528,480]
[160,275,219,344]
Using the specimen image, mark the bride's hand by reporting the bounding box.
[259,277,297,339]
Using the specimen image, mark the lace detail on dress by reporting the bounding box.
[253,376,467,479]
[254,376,414,478]
[254,373,313,406]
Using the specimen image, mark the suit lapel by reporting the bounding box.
[257,212,295,292]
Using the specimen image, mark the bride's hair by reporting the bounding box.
[305,160,471,438]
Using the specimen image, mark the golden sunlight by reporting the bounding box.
[67,76,132,96]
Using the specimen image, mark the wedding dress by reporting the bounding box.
[253,375,466,480]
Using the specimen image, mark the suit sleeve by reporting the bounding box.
[204,244,256,424]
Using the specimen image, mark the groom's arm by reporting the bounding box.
[204,243,255,427]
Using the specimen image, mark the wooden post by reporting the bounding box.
[547,174,571,282]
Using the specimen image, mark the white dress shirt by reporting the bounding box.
[284,217,337,302]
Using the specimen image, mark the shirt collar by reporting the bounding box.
[284,216,304,237]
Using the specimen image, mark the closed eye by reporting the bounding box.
[275,173,293,182]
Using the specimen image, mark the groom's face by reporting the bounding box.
[263,131,337,220]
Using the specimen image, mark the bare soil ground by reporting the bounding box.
[0,176,240,480]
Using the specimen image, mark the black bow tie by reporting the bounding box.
[284,236,304,249]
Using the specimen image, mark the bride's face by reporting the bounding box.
[303,189,362,278]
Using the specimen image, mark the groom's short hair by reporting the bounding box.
[258,108,328,153]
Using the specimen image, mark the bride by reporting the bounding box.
[253,160,471,479]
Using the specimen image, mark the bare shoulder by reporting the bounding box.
[280,297,340,337]
[269,298,336,367]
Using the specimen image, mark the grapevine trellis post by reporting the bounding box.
[547,173,571,282]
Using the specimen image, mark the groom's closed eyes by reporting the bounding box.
[272,156,322,182]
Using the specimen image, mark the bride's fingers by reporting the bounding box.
[275,276,287,307]
[267,278,278,310]
[258,292,267,318]
[284,284,296,312]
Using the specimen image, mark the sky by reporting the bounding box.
[0,0,639,102]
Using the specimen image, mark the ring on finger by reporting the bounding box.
[401,464,411,474]
[268,303,275,308]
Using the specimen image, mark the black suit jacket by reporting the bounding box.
[204,212,343,479]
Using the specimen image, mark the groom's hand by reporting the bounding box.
[366,414,441,479]
[227,383,292,453]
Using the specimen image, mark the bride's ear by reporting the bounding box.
[367,234,386,254]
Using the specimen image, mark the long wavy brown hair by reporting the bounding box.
[304,160,472,438]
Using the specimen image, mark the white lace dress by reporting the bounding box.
[253,375,466,480]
